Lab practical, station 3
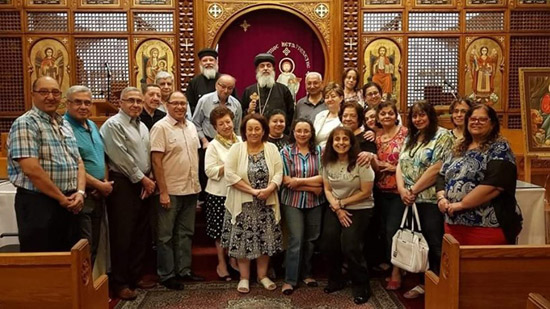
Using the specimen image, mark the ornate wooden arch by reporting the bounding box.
[193,0,343,82]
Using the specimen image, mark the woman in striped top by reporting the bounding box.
[279,118,325,295]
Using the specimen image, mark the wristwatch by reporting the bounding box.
[77,190,87,198]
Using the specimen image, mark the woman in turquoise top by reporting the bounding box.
[396,100,453,299]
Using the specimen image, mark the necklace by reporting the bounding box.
[257,84,273,115]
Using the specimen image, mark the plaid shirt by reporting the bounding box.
[8,106,81,192]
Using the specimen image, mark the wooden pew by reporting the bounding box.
[527,293,550,309]
[0,239,109,308]
[425,234,550,309]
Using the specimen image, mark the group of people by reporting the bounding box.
[7,48,522,305]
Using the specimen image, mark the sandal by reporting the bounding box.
[303,278,318,287]
[385,280,401,291]
[216,267,232,282]
[237,279,249,294]
[282,283,294,295]
[403,285,425,299]
[258,277,277,291]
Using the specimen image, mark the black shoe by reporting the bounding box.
[161,278,184,290]
[323,281,345,294]
[352,286,372,305]
[177,272,205,282]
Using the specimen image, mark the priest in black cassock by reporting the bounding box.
[186,48,238,114]
[242,53,295,134]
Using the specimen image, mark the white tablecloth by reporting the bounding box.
[516,180,546,245]
[0,182,18,248]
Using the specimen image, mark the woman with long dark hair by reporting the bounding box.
[342,68,364,106]
[436,104,522,245]
[396,101,453,299]
[320,127,375,305]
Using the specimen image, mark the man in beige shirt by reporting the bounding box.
[150,90,203,290]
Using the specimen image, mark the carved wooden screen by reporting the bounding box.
[0,0,178,125]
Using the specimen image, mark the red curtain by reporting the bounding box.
[218,9,325,101]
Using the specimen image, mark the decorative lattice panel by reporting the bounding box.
[407,37,459,106]
[27,12,68,32]
[511,11,550,31]
[74,12,127,32]
[507,114,522,129]
[75,38,129,104]
[363,12,402,32]
[343,0,359,69]
[509,36,550,109]
[0,38,25,113]
[465,12,504,31]
[179,0,194,91]
[0,12,21,32]
[0,119,16,133]
[133,12,173,32]
[408,12,460,31]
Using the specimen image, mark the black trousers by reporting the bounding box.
[416,202,444,276]
[15,188,78,252]
[107,173,152,291]
[321,208,373,297]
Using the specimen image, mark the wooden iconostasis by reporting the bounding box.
[0,0,549,132]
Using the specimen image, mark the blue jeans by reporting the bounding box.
[157,194,198,282]
[282,204,323,286]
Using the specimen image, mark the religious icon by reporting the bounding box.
[135,39,174,91]
[276,58,301,101]
[465,38,503,109]
[34,46,64,87]
[364,39,401,102]
[519,68,550,156]
[29,39,70,106]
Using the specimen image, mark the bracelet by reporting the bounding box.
[331,205,341,212]
[338,199,343,209]
[437,196,445,202]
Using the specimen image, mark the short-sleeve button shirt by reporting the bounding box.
[8,106,81,192]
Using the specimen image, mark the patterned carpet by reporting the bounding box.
[115,279,405,309]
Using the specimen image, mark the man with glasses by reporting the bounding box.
[7,76,86,252]
[100,87,156,300]
[187,48,238,115]
[151,91,203,289]
[64,85,112,265]
[192,74,241,207]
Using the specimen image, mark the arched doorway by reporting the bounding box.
[217,9,325,100]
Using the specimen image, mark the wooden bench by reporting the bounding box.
[425,234,550,309]
[527,293,550,309]
[0,239,109,308]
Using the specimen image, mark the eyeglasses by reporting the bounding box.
[34,89,62,97]
[167,101,187,107]
[68,99,92,107]
[217,83,234,91]
[121,98,144,105]
[365,91,380,97]
[469,117,490,124]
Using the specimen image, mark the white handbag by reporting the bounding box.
[391,203,430,273]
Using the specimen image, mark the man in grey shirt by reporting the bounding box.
[100,86,156,300]
[294,72,326,122]
[192,74,242,148]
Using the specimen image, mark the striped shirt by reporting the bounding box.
[280,144,326,209]
[8,106,81,192]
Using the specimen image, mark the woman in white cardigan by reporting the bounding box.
[221,113,283,294]
[204,106,242,281]
[314,82,344,148]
